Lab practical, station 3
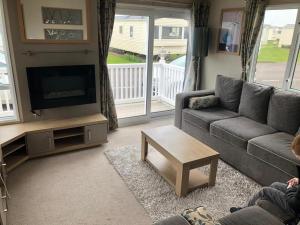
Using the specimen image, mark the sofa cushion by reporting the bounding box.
[218,206,284,225]
[215,75,243,112]
[239,82,273,123]
[210,117,277,149]
[182,107,239,131]
[248,132,300,176]
[267,90,300,135]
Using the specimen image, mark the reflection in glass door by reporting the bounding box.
[108,15,149,119]
[151,18,189,113]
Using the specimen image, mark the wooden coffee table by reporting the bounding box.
[141,125,219,197]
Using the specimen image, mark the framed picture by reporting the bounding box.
[217,8,244,55]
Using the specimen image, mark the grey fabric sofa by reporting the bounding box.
[154,206,285,225]
[154,199,299,225]
[175,75,300,186]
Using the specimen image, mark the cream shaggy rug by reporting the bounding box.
[104,145,261,223]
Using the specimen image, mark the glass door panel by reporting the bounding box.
[253,9,298,88]
[151,18,189,113]
[108,15,149,119]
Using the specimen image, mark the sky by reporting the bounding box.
[264,9,298,27]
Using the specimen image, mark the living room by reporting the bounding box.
[0,0,299,224]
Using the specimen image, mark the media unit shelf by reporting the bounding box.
[53,127,84,140]
[2,136,28,172]
[54,135,85,150]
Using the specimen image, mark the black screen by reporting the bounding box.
[27,65,96,110]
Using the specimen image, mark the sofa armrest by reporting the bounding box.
[153,215,190,225]
[175,90,215,128]
[257,199,296,223]
[218,206,284,225]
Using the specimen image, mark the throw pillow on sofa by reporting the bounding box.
[181,206,221,225]
[268,90,300,135]
[189,95,219,109]
[239,82,273,123]
[215,75,243,112]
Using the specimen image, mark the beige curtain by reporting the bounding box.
[97,0,118,130]
[240,0,267,81]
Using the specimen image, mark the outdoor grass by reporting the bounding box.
[107,53,145,64]
[257,43,290,63]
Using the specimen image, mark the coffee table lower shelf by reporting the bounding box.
[146,150,209,193]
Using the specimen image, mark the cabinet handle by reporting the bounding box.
[88,130,91,141]
[48,137,52,148]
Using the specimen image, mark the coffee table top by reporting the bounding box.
[142,125,219,166]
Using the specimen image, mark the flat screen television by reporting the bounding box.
[27,65,96,110]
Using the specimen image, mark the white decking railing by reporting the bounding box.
[108,62,185,106]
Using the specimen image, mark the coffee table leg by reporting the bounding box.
[175,165,189,197]
[209,158,218,186]
[141,133,148,161]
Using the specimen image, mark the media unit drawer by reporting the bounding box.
[27,131,54,155]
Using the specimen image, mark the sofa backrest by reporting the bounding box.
[215,75,243,112]
[267,90,300,135]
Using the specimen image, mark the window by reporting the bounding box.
[119,25,123,34]
[161,26,182,39]
[251,7,300,90]
[0,0,18,121]
[129,26,133,38]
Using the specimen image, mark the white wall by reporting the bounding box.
[201,0,244,89]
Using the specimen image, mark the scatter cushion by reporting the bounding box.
[181,206,221,225]
[215,75,243,112]
[248,132,300,177]
[210,116,276,149]
[188,95,219,109]
[267,90,300,135]
[239,82,273,123]
[182,108,239,131]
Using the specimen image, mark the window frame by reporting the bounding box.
[249,4,300,92]
[0,0,20,123]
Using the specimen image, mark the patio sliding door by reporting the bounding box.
[107,7,190,123]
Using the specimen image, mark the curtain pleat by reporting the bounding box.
[184,0,210,91]
[240,0,267,81]
[97,0,118,130]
